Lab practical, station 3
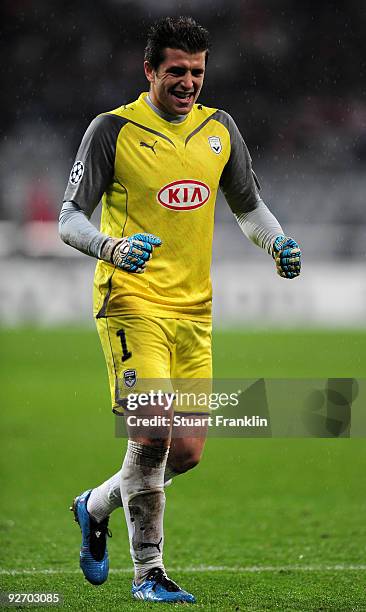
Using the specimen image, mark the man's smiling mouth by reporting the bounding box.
[170,90,194,101]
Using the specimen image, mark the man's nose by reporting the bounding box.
[181,72,194,90]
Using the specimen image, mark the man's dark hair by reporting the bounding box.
[144,16,210,70]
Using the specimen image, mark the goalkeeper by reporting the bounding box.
[59,15,301,605]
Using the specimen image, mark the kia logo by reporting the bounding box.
[157,180,210,211]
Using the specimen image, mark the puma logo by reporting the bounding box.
[140,140,158,155]
[138,537,162,552]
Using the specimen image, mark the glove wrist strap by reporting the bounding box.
[100,237,122,263]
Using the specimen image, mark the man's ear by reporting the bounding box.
[144,61,155,83]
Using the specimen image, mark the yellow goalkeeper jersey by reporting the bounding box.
[64,92,260,321]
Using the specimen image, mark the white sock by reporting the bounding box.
[120,441,169,585]
[86,472,121,522]
[87,463,179,521]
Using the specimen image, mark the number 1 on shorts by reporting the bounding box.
[117,329,132,362]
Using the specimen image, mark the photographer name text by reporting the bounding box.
[125,414,268,428]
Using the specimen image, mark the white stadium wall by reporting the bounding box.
[1,258,365,327]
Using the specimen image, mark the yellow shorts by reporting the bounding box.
[96,315,212,415]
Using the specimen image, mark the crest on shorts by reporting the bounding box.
[69,160,84,185]
[208,136,222,154]
[123,369,137,388]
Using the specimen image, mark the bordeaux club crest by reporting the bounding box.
[208,136,222,154]
[123,369,137,388]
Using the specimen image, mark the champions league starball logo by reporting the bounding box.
[69,160,84,185]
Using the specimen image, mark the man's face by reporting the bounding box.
[144,48,206,116]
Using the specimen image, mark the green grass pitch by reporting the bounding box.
[1,328,366,611]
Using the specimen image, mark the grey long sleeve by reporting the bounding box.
[235,199,283,254]
[59,201,108,258]
[59,114,128,258]
[60,114,128,257]
[216,111,283,254]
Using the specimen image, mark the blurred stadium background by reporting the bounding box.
[1,0,365,327]
[2,4,366,609]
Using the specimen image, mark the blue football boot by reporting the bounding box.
[132,567,196,603]
[71,489,111,585]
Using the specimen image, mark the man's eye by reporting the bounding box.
[167,67,204,77]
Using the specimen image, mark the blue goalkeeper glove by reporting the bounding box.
[272,235,301,279]
[101,233,162,273]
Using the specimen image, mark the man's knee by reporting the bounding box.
[169,449,202,474]
[132,436,170,449]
